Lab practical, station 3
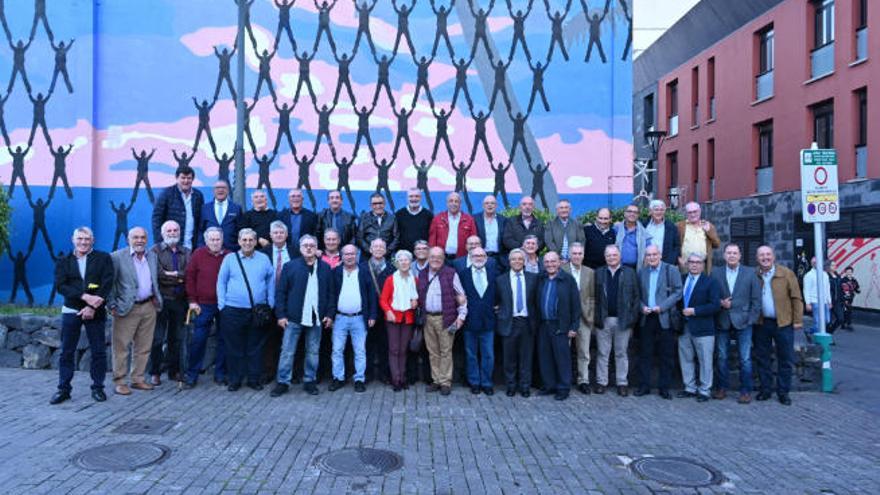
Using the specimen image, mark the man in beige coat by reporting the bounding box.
[677,202,720,273]
[561,242,595,395]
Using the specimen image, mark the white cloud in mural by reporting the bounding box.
[566,176,594,189]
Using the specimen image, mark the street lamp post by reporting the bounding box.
[644,129,667,199]
[233,0,247,207]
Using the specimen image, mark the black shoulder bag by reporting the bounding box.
[235,253,273,328]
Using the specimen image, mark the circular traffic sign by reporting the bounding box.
[829,202,838,214]
[814,166,828,185]
[807,203,816,215]
[818,202,827,214]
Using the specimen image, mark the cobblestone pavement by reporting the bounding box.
[0,330,879,494]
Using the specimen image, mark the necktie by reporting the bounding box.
[275,249,283,281]
[684,276,695,307]
[515,272,524,314]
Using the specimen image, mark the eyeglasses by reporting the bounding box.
[687,260,704,264]
[371,201,384,206]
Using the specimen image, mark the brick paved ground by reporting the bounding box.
[0,328,878,494]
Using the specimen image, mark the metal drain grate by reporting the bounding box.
[112,419,177,435]
[314,448,403,476]
[72,442,171,472]
[631,456,723,487]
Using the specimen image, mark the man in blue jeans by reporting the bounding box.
[329,244,377,392]
[711,243,761,403]
[271,235,334,397]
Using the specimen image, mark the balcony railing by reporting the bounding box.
[756,167,773,194]
[810,42,834,79]
[856,27,868,62]
[756,71,773,100]
[709,96,716,120]
[856,145,867,178]
[692,104,699,127]
[668,115,679,136]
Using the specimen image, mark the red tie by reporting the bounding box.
[275,249,283,281]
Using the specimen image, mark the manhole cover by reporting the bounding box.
[113,419,177,435]
[631,457,722,487]
[71,442,171,472]
[314,448,403,476]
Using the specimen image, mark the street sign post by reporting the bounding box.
[800,144,837,393]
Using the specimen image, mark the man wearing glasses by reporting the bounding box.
[357,193,399,256]
[677,202,720,273]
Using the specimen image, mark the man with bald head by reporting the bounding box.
[583,207,616,269]
[677,202,720,273]
[277,188,318,257]
[429,192,477,263]
[503,195,545,254]
[396,187,434,253]
[474,195,507,268]
[149,220,192,385]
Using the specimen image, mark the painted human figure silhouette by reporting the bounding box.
[274,0,298,51]
[172,149,195,170]
[470,110,493,162]
[414,56,436,107]
[273,100,296,154]
[0,91,10,146]
[50,39,75,94]
[234,0,259,50]
[333,52,356,105]
[430,0,456,58]
[313,102,336,155]
[294,50,318,105]
[489,58,513,112]
[431,107,454,162]
[294,153,318,209]
[527,59,550,112]
[0,1,12,42]
[353,104,376,159]
[581,0,611,63]
[7,144,32,199]
[528,161,551,208]
[392,0,417,57]
[214,151,234,185]
[451,57,474,111]
[508,110,532,163]
[213,44,238,101]
[506,0,534,61]
[193,97,218,151]
[254,48,278,101]
[374,157,396,210]
[48,144,74,200]
[243,99,259,154]
[8,39,33,94]
[452,161,474,213]
[353,0,379,57]
[30,0,53,41]
[28,91,52,147]
[110,200,134,251]
[545,0,573,61]
[468,0,497,61]
[414,160,435,210]
[391,105,416,161]
[131,148,156,204]
[8,249,34,305]
[313,0,339,53]
[27,195,54,254]
[48,250,66,304]
[619,0,633,60]
[256,153,278,208]
[330,145,357,211]
[372,53,396,107]
[490,161,512,208]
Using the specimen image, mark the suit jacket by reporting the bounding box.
[277,208,319,255]
[545,217,586,256]
[317,208,357,249]
[474,212,507,253]
[458,264,497,333]
[561,263,595,328]
[453,256,497,274]
[331,265,378,328]
[638,262,683,329]
[713,265,761,330]
[261,243,297,281]
[495,270,539,337]
[595,265,640,330]
[680,273,721,337]
[502,214,545,252]
[642,218,681,266]
[108,248,163,316]
[536,271,582,335]
[54,250,115,319]
[151,185,205,249]
[274,258,333,323]
[428,211,477,258]
[199,199,242,251]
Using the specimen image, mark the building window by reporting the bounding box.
[757,121,773,168]
[812,100,834,148]
[691,144,700,203]
[814,0,835,48]
[707,57,716,120]
[691,66,700,127]
[667,80,679,136]
[644,93,655,131]
[707,139,716,201]
[666,151,680,208]
[759,27,775,74]
[858,0,867,28]
[856,88,867,178]
[855,0,868,61]
[730,217,764,267]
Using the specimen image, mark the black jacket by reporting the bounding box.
[317,208,357,249]
[595,265,641,330]
[274,258,333,323]
[495,270,539,337]
[236,208,277,243]
[276,208,319,255]
[641,218,681,267]
[536,270,582,334]
[502,215,545,252]
[54,250,115,319]
[152,185,205,248]
[357,211,399,254]
[474,212,507,254]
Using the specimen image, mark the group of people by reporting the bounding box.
[50,165,818,406]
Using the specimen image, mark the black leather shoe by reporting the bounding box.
[554,391,569,401]
[227,382,241,392]
[440,386,451,396]
[470,385,481,395]
[91,389,107,402]
[506,388,516,397]
[328,379,345,392]
[676,390,696,398]
[304,382,319,395]
[696,394,710,402]
[617,386,629,397]
[633,388,650,397]
[520,389,531,398]
[539,388,555,396]
[50,391,71,405]
[578,383,591,395]
[482,387,494,396]
[659,389,672,400]
[756,391,772,401]
[354,381,366,393]
[778,394,792,406]
[594,385,606,394]
[247,382,264,391]
[270,383,289,397]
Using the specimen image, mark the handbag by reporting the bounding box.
[409,326,424,352]
[235,253,273,328]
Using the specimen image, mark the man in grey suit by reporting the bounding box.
[634,245,682,399]
[712,243,761,403]
[108,226,163,396]
[594,244,640,396]
[545,199,585,262]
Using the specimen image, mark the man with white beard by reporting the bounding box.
[149,220,192,385]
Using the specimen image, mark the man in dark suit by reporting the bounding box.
[594,244,640,396]
[453,235,498,274]
[712,243,761,403]
[677,252,721,402]
[199,180,241,251]
[474,195,507,268]
[635,245,682,399]
[642,199,681,266]
[502,196,545,253]
[329,244,377,392]
[271,234,333,397]
[458,248,497,395]
[536,251,582,400]
[51,227,115,404]
[152,165,204,250]
[361,238,396,383]
[261,220,297,383]
[495,248,539,397]
[276,189,318,256]
[316,189,357,249]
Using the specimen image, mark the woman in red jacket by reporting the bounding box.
[380,250,419,391]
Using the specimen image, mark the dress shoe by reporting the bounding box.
[328,379,345,392]
[354,381,366,393]
[131,382,154,391]
[470,385,481,395]
[712,389,727,400]
[426,383,441,393]
[696,394,710,402]
[617,386,629,397]
[554,391,569,401]
[578,383,591,395]
[676,390,696,398]
[506,388,516,397]
[150,375,161,386]
[778,394,792,406]
[214,377,227,386]
[659,389,672,400]
[114,384,132,396]
[440,386,451,396]
[304,382,319,395]
[633,388,650,397]
[520,389,531,398]
[291,376,302,384]
[482,387,494,396]
[594,385,606,394]
[91,389,107,402]
[247,382,263,391]
[227,382,241,392]
[181,381,195,390]
[393,384,402,392]
[738,393,752,404]
[270,383,289,397]
[539,388,555,396]
[50,391,71,405]
[756,391,772,401]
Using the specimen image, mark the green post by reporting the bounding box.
[812,333,833,393]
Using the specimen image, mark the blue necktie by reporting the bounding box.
[684,276,695,307]
[516,272,524,314]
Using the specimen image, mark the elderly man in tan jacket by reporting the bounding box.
[561,242,595,395]
[677,202,720,273]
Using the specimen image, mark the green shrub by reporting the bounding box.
[0,184,10,257]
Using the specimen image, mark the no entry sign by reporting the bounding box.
[801,149,839,223]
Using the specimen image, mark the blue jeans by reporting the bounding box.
[808,304,831,334]
[58,313,106,392]
[277,322,321,384]
[464,330,495,388]
[754,319,795,396]
[715,326,753,393]
[186,304,225,383]
[332,315,367,382]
